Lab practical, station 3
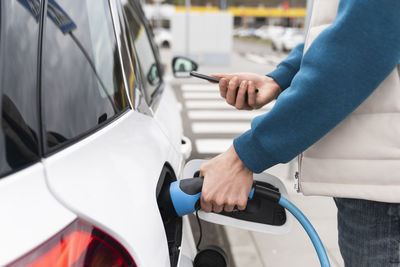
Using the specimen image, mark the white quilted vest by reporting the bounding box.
[297,0,400,202]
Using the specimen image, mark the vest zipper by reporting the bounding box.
[295,153,303,193]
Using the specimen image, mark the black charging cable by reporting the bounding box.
[195,208,203,251]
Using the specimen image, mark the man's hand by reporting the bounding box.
[200,145,253,213]
[211,73,281,110]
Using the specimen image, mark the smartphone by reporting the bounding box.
[190,71,259,93]
[190,71,220,83]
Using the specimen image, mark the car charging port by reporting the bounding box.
[156,164,182,267]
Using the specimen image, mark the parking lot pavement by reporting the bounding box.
[162,39,343,266]
[175,82,273,159]
[228,162,345,267]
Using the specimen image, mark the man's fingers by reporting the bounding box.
[237,196,248,211]
[226,76,239,105]
[212,199,224,213]
[200,194,213,213]
[223,199,236,213]
[235,80,247,110]
[219,78,228,99]
[247,80,256,108]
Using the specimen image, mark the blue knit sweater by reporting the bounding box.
[234,0,400,173]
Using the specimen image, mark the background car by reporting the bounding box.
[233,26,256,38]
[254,25,285,41]
[0,0,197,266]
[271,28,304,52]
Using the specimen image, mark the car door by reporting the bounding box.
[39,0,181,266]
[118,0,187,161]
[113,1,196,266]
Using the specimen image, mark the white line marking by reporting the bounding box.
[185,100,235,109]
[195,139,233,154]
[188,110,265,120]
[192,122,250,134]
[183,92,221,99]
[244,53,286,66]
[181,84,219,92]
[245,53,269,64]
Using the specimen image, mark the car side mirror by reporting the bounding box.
[147,63,161,86]
[172,56,198,78]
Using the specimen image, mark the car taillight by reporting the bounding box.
[7,219,136,267]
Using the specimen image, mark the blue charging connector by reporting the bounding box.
[170,178,255,216]
[169,178,331,267]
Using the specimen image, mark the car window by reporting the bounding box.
[41,0,128,153]
[122,0,162,105]
[0,0,42,178]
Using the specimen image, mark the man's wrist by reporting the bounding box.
[228,145,250,172]
[263,75,282,98]
[234,131,279,174]
[266,67,293,91]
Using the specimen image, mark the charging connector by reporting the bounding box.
[168,177,331,267]
[253,183,281,203]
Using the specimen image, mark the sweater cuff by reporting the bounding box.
[267,67,294,91]
[233,130,278,174]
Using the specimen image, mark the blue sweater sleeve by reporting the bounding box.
[234,0,400,173]
[267,42,304,90]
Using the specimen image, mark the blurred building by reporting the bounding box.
[144,0,307,65]
[144,0,306,28]
[146,0,306,7]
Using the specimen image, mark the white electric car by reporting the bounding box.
[0,0,199,266]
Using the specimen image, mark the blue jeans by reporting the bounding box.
[334,198,400,267]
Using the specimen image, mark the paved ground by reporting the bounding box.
[162,39,344,267]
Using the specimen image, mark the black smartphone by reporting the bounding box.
[190,71,220,83]
[190,71,259,93]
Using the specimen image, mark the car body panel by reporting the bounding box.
[153,85,184,162]
[0,0,196,265]
[178,216,197,266]
[0,164,76,266]
[43,110,183,266]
